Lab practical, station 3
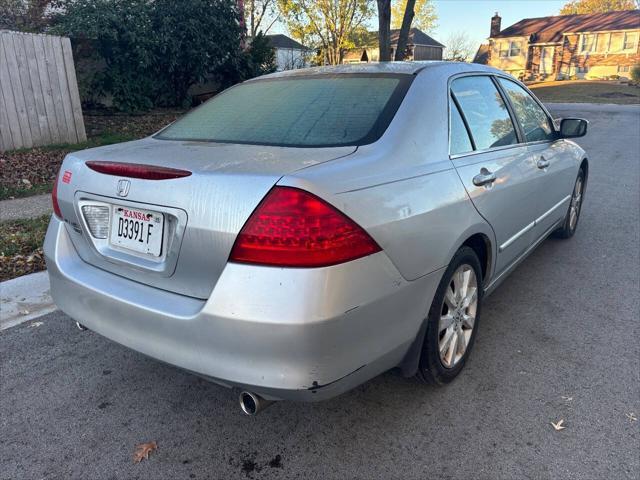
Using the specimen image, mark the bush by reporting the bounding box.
[55,0,267,111]
[632,64,640,83]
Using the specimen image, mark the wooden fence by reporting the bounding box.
[0,30,86,152]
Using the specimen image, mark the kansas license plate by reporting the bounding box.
[110,206,164,257]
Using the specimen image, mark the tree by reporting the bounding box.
[444,31,475,62]
[391,0,436,31]
[245,0,279,37]
[377,0,391,61]
[393,0,415,60]
[56,0,247,111]
[0,0,55,32]
[278,0,374,65]
[559,0,638,14]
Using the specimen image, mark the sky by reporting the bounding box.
[271,0,569,53]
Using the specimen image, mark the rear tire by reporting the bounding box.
[554,169,585,239]
[416,246,483,385]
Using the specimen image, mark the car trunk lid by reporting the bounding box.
[55,138,356,299]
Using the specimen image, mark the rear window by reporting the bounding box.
[156,74,412,147]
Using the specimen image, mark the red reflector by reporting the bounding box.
[52,171,62,219]
[62,170,72,184]
[229,187,381,268]
[85,161,191,180]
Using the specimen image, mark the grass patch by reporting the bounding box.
[1,182,54,201]
[0,214,50,281]
[529,80,640,105]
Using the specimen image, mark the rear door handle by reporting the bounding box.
[473,168,497,187]
[537,157,550,169]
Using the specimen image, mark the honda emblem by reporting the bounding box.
[116,179,130,197]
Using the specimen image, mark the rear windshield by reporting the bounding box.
[156,74,413,147]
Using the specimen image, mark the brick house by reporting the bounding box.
[475,10,640,81]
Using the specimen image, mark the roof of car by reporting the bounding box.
[256,61,501,79]
[259,61,447,78]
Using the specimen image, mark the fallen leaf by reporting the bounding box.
[626,413,637,422]
[551,419,566,431]
[133,441,157,463]
[561,396,573,402]
[29,322,43,328]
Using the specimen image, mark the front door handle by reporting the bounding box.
[473,168,497,187]
[537,157,550,169]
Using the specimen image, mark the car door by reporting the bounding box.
[496,77,576,238]
[449,75,539,276]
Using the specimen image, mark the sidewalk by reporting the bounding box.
[0,194,52,222]
[0,271,55,330]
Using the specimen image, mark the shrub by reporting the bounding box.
[56,0,253,111]
[632,64,640,83]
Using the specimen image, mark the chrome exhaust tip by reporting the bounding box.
[239,391,274,416]
[75,321,88,331]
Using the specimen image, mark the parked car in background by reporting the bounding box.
[44,62,588,415]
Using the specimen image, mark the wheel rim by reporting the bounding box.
[569,176,583,231]
[438,264,478,369]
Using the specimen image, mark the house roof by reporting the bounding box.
[493,9,640,43]
[390,28,445,47]
[265,34,306,50]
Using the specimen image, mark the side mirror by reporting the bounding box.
[559,118,588,138]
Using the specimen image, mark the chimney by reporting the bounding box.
[490,12,501,38]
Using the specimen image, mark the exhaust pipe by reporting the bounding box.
[239,391,274,416]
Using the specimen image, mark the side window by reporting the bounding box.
[497,78,555,143]
[449,98,473,155]
[450,76,518,151]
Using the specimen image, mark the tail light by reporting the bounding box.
[85,161,191,180]
[52,171,62,219]
[229,187,381,268]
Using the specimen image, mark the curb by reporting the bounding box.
[0,271,57,331]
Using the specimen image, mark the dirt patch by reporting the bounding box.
[1,110,184,200]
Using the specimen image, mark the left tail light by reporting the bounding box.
[229,186,381,268]
[52,171,62,219]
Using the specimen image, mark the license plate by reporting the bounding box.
[110,206,164,257]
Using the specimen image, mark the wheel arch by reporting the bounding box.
[398,227,494,378]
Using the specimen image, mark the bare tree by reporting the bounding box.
[245,0,279,37]
[444,31,475,62]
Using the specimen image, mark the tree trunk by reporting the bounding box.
[394,0,416,61]
[377,0,391,62]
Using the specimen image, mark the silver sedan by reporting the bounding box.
[44,62,588,415]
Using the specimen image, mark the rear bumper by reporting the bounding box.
[44,217,442,401]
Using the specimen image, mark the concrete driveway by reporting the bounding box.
[1,103,638,480]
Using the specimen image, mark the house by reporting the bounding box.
[265,34,309,71]
[476,10,640,81]
[342,28,444,63]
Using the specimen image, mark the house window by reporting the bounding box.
[595,33,609,53]
[623,32,638,51]
[499,41,522,57]
[618,65,630,73]
[580,34,595,53]
[609,32,624,52]
[577,66,589,73]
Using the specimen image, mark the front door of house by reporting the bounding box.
[540,47,554,74]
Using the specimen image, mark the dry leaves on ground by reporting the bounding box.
[133,441,158,463]
[551,419,566,431]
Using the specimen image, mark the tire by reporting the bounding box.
[554,168,585,239]
[416,246,483,385]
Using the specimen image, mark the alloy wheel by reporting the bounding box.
[569,176,583,231]
[438,264,478,369]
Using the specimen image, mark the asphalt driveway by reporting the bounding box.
[1,103,638,480]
